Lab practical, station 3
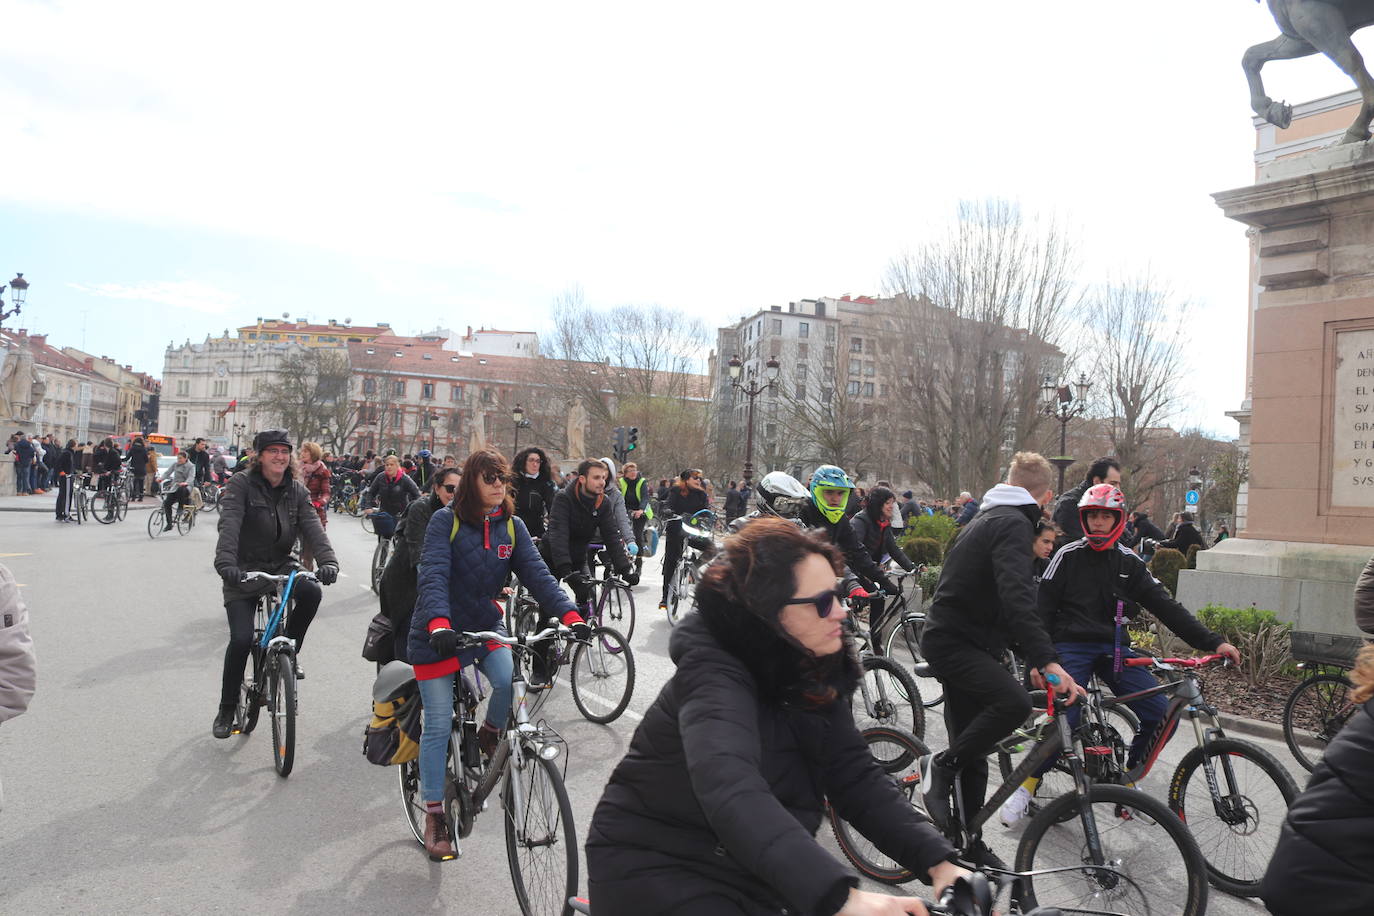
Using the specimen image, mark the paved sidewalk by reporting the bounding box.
[0,492,161,513]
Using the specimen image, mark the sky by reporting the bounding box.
[3,0,1372,437]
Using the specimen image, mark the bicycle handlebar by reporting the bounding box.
[241,570,319,585]
[1121,653,1228,669]
[456,626,571,649]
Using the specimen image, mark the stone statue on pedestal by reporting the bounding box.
[0,344,45,425]
[1244,1,1374,143]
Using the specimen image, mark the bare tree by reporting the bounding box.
[777,350,882,478]
[882,200,1080,496]
[257,349,357,448]
[1086,274,1190,502]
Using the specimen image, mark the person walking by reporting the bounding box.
[1,561,37,811]
[128,437,149,503]
[723,480,744,523]
[53,439,76,521]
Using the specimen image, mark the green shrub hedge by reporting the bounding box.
[1148,548,1186,596]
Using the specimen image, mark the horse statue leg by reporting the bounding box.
[1288,1,1374,143]
[1243,33,1316,129]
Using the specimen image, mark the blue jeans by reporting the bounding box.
[1040,642,1169,772]
[417,646,514,803]
[15,460,31,493]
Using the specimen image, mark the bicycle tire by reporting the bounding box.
[76,488,88,524]
[361,512,375,535]
[91,491,117,524]
[883,615,943,708]
[177,507,195,536]
[237,646,263,735]
[601,581,636,645]
[115,488,129,521]
[504,753,578,916]
[571,626,635,724]
[1015,783,1209,916]
[854,655,925,740]
[1282,672,1355,772]
[146,507,164,538]
[1168,736,1297,897]
[667,560,691,626]
[399,758,425,846]
[829,725,928,884]
[269,652,297,777]
[371,539,388,594]
[348,494,361,516]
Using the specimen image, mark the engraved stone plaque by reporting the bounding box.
[1332,328,1374,508]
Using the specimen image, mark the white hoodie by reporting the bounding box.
[978,483,1039,511]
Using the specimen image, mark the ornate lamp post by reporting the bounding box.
[232,422,247,454]
[727,354,780,488]
[511,404,530,454]
[1041,372,1093,494]
[0,273,28,330]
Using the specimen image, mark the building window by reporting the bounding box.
[863,382,874,397]
[796,363,807,378]
[393,380,406,396]
[421,382,434,399]
[799,322,810,339]
[822,387,833,405]
[849,362,861,377]
[825,325,836,341]
[481,388,494,404]
[864,362,875,377]
[795,383,806,400]
[174,409,188,432]
[451,385,463,401]
[766,423,777,438]
[392,407,403,426]
[798,343,808,359]
[846,380,861,396]
[363,378,376,395]
[770,318,782,335]
[850,337,863,353]
[176,380,189,396]
[880,384,889,398]
[770,338,781,357]
[211,415,226,433]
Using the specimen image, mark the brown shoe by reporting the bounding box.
[423,810,455,861]
[477,721,501,759]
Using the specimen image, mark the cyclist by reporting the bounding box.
[128,437,148,503]
[189,438,211,486]
[412,448,590,861]
[799,466,898,604]
[93,436,121,520]
[998,485,1241,826]
[599,457,639,566]
[409,448,436,490]
[659,468,711,611]
[159,451,195,532]
[211,429,338,739]
[545,459,638,633]
[363,454,420,540]
[587,518,966,916]
[918,452,1080,858]
[513,446,558,538]
[297,441,332,572]
[618,460,654,577]
[850,485,915,640]
[379,466,458,663]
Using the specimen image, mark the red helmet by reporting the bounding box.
[1077,484,1127,551]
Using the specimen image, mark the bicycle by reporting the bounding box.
[90,469,129,524]
[146,497,198,538]
[663,509,717,626]
[583,543,635,644]
[231,569,319,777]
[397,625,578,916]
[509,597,636,724]
[847,592,925,739]
[997,653,1297,898]
[363,509,396,594]
[197,479,223,513]
[882,569,945,710]
[851,680,1211,915]
[1281,629,1366,771]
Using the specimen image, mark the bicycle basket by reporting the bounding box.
[372,512,398,539]
[1291,630,1364,667]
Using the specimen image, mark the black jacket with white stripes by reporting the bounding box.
[1036,540,1223,651]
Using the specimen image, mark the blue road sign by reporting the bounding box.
[1185,489,1200,506]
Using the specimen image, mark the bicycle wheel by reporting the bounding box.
[601,582,636,645]
[883,615,942,708]
[115,488,129,521]
[236,647,264,735]
[348,494,361,516]
[177,507,195,536]
[77,488,89,524]
[399,758,426,846]
[362,512,375,535]
[503,752,577,916]
[371,539,388,594]
[91,491,116,524]
[853,655,925,740]
[571,626,635,724]
[667,561,691,626]
[1168,737,1297,897]
[829,725,928,885]
[269,652,297,777]
[1283,672,1355,772]
[147,507,165,538]
[1015,783,1209,916]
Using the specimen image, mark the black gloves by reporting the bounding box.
[877,576,898,597]
[317,564,339,585]
[622,568,640,587]
[570,621,593,641]
[554,565,573,581]
[219,566,243,585]
[429,628,459,658]
[565,570,592,591]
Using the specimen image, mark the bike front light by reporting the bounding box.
[538,742,561,762]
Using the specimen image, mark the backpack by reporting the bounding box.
[362,664,423,766]
[449,513,515,544]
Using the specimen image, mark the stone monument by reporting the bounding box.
[1181,89,1374,637]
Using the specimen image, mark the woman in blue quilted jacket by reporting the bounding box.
[410,447,588,862]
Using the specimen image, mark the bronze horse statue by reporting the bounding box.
[1245,0,1374,142]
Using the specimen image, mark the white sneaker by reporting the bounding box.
[1000,785,1032,827]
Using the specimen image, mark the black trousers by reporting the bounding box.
[660,524,685,601]
[630,515,647,572]
[220,579,323,708]
[163,487,189,524]
[132,473,145,500]
[55,475,72,519]
[923,631,1032,816]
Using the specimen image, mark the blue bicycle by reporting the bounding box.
[233,569,317,777]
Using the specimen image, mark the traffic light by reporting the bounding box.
[627,427,639,454]
[612,426,627,463]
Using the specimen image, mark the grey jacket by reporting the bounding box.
[165,459,195,489]
[604,483,635,546]
[1,563,36,812]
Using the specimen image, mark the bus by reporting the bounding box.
[113,432,178,457]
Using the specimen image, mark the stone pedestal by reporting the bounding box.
[1193,142,1374,636]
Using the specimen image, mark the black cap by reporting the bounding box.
[253,428,293,452]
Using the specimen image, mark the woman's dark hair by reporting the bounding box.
[677,468,702,495]
[432,467,460,492]
[698,517,849,707]
[65,438,77,449]
[513,446,551,483]
[864,486,895,518]
[1081,457,1121,487]
[1034,519,1060,538]
[455,448,514,524]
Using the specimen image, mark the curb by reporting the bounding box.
[1216,712,1286,745]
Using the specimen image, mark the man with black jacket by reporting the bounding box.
[1052,457,1121,545]
[798,465,897,599]
[1151,512,1205,556]
[544,459,637,611]
[919,452,1080,847]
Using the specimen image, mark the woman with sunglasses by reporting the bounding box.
[659,468,711,612]
[411,448,591,861]
[378,466,459,663]
[588,517,965,915]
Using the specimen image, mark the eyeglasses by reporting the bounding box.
[481,471,509,485]
[783,586,845,619]
[440,484,457,494]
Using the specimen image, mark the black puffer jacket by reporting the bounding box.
[586,589,955,916]
[798,502,885,585]
[851,509,914,572]
[213,467,336,602]
[1052,481,1090,545]
[544,480,631,577]
[364,469,420,517]
[378,493,443,647]
[1261,698,1374,915]
[513,469,557,538]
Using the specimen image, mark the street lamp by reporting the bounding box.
[727,353,781,488]
[511,404,530,454]
[1,273,29,330]
[1041,371,1093,494]
[232,422,247,453]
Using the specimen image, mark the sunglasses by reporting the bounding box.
[481,471,509,485]
[440,484,457,494]
[783,585,845,619]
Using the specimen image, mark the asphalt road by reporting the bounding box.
[0,504,1284,915]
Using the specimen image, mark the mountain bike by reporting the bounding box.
[398,626,578,916]
[997,653,1297,898]
[231,569,320,777]
[663,509,717,626]
[510,600,635,724]
[846,593,925,739]
[857,679,1210,915]
[882,569,944,709]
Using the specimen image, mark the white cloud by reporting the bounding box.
[67,280,239,315]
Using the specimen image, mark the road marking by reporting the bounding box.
[575,689,644,723]
[0,553,33,558]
